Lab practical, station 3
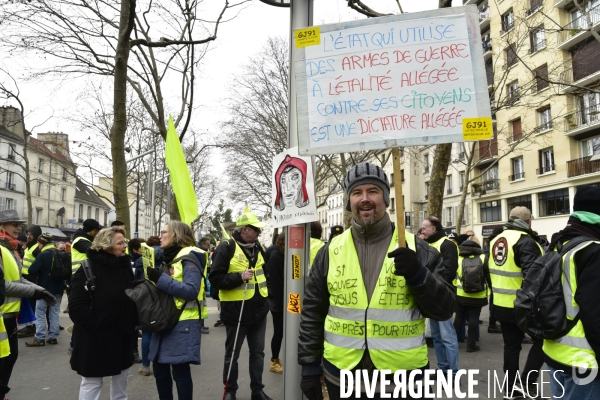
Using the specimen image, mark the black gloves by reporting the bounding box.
[300,376,323,400]
[33,289,56,305]
[146,268,161,284]
[387,247,421,281]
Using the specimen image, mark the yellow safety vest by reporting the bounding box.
[71,236,91,272]
[324,228,427,371]
[429,236,456,255]
[140,243,155,280]
[543,241,600,370]
[1,246,22,315]
[454,254,488,299]
[489,229,542,308]
[171,247,207,321]
[22,245,36,275]
[40,244,55,253]
[309,238,324,268]
[0,311,10,358]
[219,241,268,301]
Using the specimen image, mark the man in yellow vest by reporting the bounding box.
[544,185,600,399]
[16,225,43,338]
[71,219,100,273]
[0,209,55,399]
[299,162,456,400]
[209,208,272,400]
[488,206,544,398]
[421,216,460,377]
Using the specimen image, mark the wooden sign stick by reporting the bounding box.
[392,147,406,248]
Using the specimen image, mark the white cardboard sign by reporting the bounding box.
[294,5,491,156]
[271,147,318,228]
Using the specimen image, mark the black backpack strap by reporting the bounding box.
[81,260,95,292]
[558,236,594,255]
[168,254,206,279]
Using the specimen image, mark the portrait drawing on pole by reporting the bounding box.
[274,155,309,211]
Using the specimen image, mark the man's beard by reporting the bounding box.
[353,201,382,227]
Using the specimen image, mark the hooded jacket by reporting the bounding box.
[456,240,489,307]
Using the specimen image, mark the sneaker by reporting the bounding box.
[59,325,64,331]
[269,358,283,374]
[201,327,210,334]
[522,336,535,345]
[25,338,45,347]
[46,338,58,345]
[504,386,527,400]
[63,308,69,313]
[17,325,35,338]
[214,320,224,327]
[466,345,480,353]
[139,366,152,376]
[488,325,502,334]
[133,352,142,363]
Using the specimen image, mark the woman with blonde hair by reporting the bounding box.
[146,221,206,400]
[69,226,137,399]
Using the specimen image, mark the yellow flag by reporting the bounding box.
[165,116,198,225]
[218,220,230,240]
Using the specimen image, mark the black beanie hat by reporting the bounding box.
[27,225,42,240]
[344,162,390,211]
[574,185,600,216]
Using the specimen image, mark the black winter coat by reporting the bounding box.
[426,230,459,285]
[456,240,488,307]
[266,249,284,313]
[69,249,137,377]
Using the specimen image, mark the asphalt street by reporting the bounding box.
[10,297,554,399]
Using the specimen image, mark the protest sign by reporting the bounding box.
[294,5,491,156]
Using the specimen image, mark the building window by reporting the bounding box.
[480,200,502,222]
[390,197,395,212]
[425,181,430,199]
[87,206,91,219]
[507,81,520,105]
[446,206,453,227]
[534,64,549,92]
[35,208,43,225]
[446,175,452,195]
[61,188,66,202]
[458,143,465,160]
[510,157,525,181]
[79,204,83,219]
[5,198,14,211]
[501,9,514,33]
[507,195,532,219]
[460,172,465,191]
[505,44,517,68]
[38,159,43,173]
[582,136,600,157]
[424,154,430,173]
[37,181,43,197]
[62,167,67,181]
[482,31,491,53]
[530,27,546,53]
[510,118,522,142]
[538,148,555,174]
[527,0,543,15]
[577,92,600,125]
[401,169,405,182]
[539,188,570,216]
[537,107,552,132]
[95,208,99,221]
[7,144,15,161]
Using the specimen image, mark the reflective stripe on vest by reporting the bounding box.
[324,228,427,371]
[309,238,324,268]
[0,311,9,358]
[171,247,207,322]
[1,246,21,314]
[22,245,36,274]
[71,237,91,272]
[489,230,541,308]
[543,240,599,369]
[219,241,267,301]
[455,254,488,299]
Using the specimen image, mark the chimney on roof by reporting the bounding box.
[38,132,71,158]
[0,107,26,141]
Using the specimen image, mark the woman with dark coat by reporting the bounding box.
[146,221,205,400]
[266,232,285,374]
[69,226,137,399]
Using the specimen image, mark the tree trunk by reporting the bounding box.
[110,0,136,235]
[23,133,32,226]
[427,143,452,218]
[455,142,476,233]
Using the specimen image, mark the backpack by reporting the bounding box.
[460,256,486,293]
[514,236,593,340]
[125,254,204,333]
[49,249,70,281]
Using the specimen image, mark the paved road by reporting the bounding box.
[10,297,553,399]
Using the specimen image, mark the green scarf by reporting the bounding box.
[572,211,600,226]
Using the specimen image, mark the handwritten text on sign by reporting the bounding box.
[295,7,491,155]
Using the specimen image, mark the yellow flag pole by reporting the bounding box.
[392,147,406,248]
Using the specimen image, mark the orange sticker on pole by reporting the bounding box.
[287,293,301,314]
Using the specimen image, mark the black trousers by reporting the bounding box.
[270,311,283,360]
[500,320,544,388]
[454,304,482,348]
[0,317,18,396]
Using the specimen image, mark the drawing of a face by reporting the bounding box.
[281,167,302,207]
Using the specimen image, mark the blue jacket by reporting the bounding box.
[148,249,204,365]
[28,248,65,295]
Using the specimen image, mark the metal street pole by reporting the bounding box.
[284,1,313,399]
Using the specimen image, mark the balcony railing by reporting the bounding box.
[509,172,525,181]
[558,5,600,46]
[471,179,500,196]
[526,1,543,16]
[482,41,492,53]
[537,165,555,175]
[564,106,600,133]
[5,183,15,191]
[424,166,430,174]
[501,21,515,35]
[7,154,15,161]
[479,7,490,23]
[567,156,600,177]
[533,121,553,133]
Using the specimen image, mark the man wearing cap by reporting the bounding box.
[71,219,100,273]
[298,162,456,400]
[25,233,64,347]
[328,225,343,242]
[544,185,600,399]
[0,209,55,399]
[209,207,272,400]
[488,206,544,398]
